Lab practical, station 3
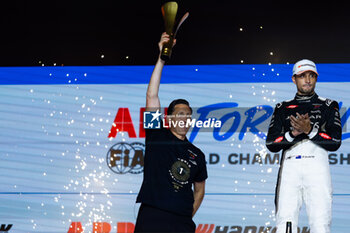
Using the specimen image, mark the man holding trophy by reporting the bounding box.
[134,2,208,233]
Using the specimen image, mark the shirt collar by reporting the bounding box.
[294,92,318,102]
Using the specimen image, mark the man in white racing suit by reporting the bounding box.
[266,59,342,233]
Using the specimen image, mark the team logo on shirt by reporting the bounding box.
[169,159,191,190]
[188,150,198,165]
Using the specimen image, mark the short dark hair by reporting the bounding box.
[167,99,192,116]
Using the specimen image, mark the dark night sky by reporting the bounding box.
[1,1,350,66]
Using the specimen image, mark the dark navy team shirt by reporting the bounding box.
[136,127,208,217]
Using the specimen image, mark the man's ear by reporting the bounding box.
[292,75,296,84]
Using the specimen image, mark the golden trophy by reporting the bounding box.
[160,2,189,61]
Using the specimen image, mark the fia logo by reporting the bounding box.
[106,142,145,174]
[143,110,162,129]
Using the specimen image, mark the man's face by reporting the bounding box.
[168,104,192,137]
[292,71,317,95]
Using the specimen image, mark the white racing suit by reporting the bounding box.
[266,93,342,233]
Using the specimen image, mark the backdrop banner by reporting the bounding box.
[0,64,349,233]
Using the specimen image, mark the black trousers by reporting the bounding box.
[134,204,196,233]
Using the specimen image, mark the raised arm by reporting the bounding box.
[146,33,175,111]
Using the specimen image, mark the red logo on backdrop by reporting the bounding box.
[67,222,215,233]
[66,222,310,233]
[108,107,168,139]
[108,108,139,138]
[67,222,134,233]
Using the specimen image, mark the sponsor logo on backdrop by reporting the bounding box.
[108,102,349,142]
[108,104,275,141]
[67,222,310,233]
[106,142,144,174]
[106,103,350,172]
[0,224,12,232]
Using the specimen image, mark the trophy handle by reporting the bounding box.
[160,2,178,61]
[174,12,189,38]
